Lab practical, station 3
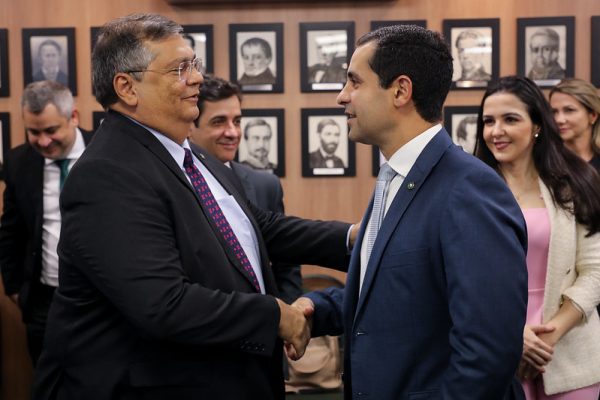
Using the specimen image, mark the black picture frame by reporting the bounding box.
[0,29,9,97]
[23,27,77,95]
[92,111,107,132]
[235,108,285,177]
[182,24,214,75]
[517,16,574,88]
[229,23,283,93]
[592,17,600,87]
[300,21,354,93]
[370,20,427,30]
[0,112,11,179]
[372,146,385,177]
[443,106,479,155]
[301,108,355,177]
[443,18,499,90]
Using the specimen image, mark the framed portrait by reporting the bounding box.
[300,21,354,93]
[443,106,479,155]
[443,19,499,90]
[235,108,285,177]
[23,27,77,95]
[370,20,427,30]
[92,111,107,132]
[0,29,9,97]
[301,108,355,177]
[0,113,11,179]
[517,17,574,88]
[229,23,283,93]
[182,24,214,74]
[372,146,386,177]
[592,17,600,87]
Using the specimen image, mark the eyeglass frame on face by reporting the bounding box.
[126,57,203,81]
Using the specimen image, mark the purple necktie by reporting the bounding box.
[183,149,261,292]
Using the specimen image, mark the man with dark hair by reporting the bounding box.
[0,80,93,364]
[241,118,277,170]
[294,24,528,399]
[454,114,478,154]
[309,118,345,168]
[32,39,68,86]
[455,29,492,82]
[238,37,276,86]
[190,75,302,304]
[32,13,352,399]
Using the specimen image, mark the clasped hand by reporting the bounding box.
[276,297,315,360]
[518,324,556,380]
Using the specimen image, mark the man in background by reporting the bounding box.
[190,75,302,304]
[309,118,345,168]
[32,39,68,86]
[527,28,566,81]
[455,30,492,82]
[238,37,276,86]
[241,118,278,170]
[0,80,93,364]
[308,35,347,85]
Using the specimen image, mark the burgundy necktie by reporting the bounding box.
[183,148,261,292]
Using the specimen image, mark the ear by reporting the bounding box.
[113,72,139,107]
[391,75,413,108]
[69,108,80,127]
[590,110,598,125]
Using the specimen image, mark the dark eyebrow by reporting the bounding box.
[347,70,360,82]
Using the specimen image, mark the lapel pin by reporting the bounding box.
[407,182,415,190]
[199,153,205,159]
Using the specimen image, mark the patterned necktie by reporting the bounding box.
[182,149,261,292]
[365,163,397,262]
[55,159,70,191]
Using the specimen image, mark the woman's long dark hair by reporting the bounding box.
[474,76,600,235]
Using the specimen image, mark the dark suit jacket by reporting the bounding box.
[0,128,94,321]
[32,110,349,400]
[32,70,69,87]
[307,129,528,399]
[230,161,302,304]
[309,150,345,169]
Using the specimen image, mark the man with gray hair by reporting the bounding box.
[32,13,352,400]
[0,80,93,364]
[527,27,566,81]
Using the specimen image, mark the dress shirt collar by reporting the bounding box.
[386,123,441,177]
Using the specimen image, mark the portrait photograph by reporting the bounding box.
[371,20,427,30]
[302,108,355,177]
[517,17,574,88]
[443,19,499,90]
[300,21,354,93]
[444,106,479,155]
[182,24,214,74]
[0,113,11,179]
[23,27,77,95]
[0,29,9,97]
[236,108,285,177]
[592,16,600,87]
[229,23,283,93]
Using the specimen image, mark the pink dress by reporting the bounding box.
[521,208,600,400]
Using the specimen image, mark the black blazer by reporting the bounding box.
[0,128,94,320]
[32,110,349,400]
[230,161,302,304]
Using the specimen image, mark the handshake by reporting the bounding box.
[276,297,315,360]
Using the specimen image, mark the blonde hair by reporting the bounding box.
[550,78,600,155]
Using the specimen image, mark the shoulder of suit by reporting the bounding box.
[232,161,280,187]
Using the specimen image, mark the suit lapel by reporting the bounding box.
[231,162,258,204]
[352,130,453,323]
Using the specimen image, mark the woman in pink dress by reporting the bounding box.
[474,76,600,399]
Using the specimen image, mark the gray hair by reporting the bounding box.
[21,80,74,118]
[92,13,183,108]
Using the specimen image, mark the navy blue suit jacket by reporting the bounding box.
[307,129,528,399]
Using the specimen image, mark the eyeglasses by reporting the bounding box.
[126,57,203,81]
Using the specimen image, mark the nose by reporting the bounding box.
[188,67,203,85]
[336,82,349,105]
[37,134,53,148]
[223,123,240,138]
[554,111,565,124]
[489,122,504,137]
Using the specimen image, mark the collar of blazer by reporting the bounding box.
[351,128,452,323]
